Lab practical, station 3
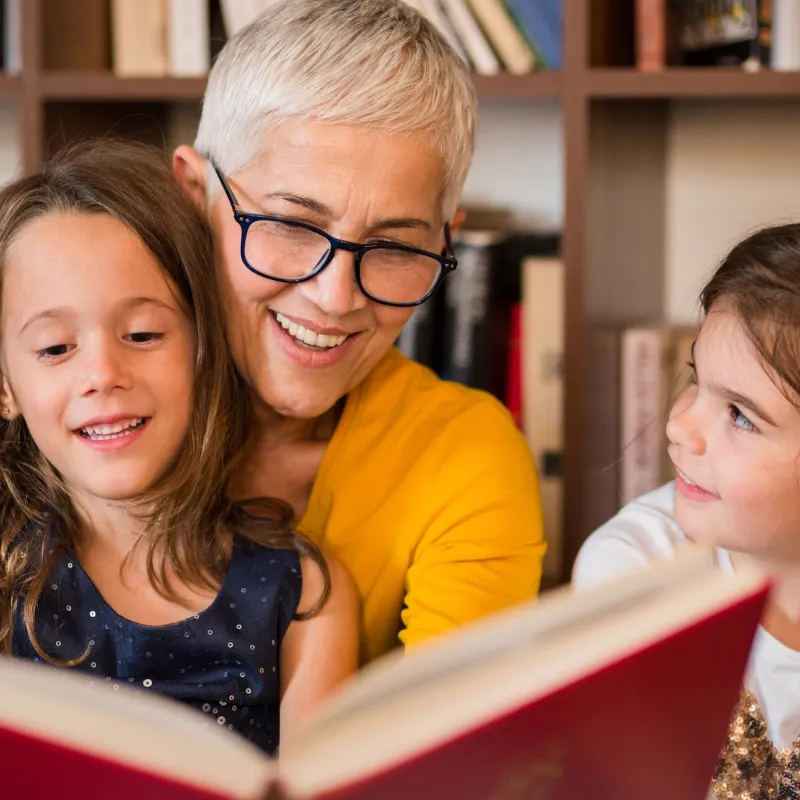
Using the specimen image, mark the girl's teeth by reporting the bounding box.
[274,312,347,349]
[81,418,144,440]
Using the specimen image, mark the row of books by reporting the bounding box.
[27,0,560,78]
[404,0,562,74]
[637,0,800,71]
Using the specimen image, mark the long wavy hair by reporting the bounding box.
[0,139,329,663]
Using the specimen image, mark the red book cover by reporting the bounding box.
[505,301,523,427]
[0,549,768,800]
[636,0,666,71]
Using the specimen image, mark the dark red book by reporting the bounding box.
[0,548,768,800]
[505,301,523,427]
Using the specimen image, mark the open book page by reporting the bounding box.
[0,658,273,800]
[279,546,764,798]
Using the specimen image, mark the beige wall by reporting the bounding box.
[665,100,800,324]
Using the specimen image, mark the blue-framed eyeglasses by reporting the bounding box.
[211,161,457,307]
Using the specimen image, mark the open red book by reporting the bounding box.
[1,547,767,800]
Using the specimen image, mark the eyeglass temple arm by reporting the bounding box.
[210,160,243,212]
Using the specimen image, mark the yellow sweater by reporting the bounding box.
[297,348,546,663]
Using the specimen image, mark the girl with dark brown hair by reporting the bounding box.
[0,139,358,755]
[574,223,800,797]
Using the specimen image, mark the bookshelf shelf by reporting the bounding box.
[40,73,208,101]
[472,71,561,98]
[586,68,800,99]
[37,72,562,103]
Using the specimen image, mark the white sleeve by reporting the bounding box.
[572,482,689,590]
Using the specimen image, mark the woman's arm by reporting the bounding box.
[279,552,360,743]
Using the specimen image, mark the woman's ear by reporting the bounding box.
[173,145,209,215]
[449,208,467,236]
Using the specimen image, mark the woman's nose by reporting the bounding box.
[302,249,369,318]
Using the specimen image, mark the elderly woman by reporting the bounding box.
[174,0,545,663]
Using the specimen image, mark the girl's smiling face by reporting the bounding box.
[0,211,196,508]
[667,306,800,563]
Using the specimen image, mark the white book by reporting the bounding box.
[419,0,471,66]
[772,0,800,70]
[4,0,21,74]
[168,0,210,77]
[440,0,501,74]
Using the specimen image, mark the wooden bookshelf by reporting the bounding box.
[7,0,799,582]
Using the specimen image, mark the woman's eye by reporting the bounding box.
[730,404,756,433]
[687,360,697,384]
[36,344,73,360]
[125,332,164,344]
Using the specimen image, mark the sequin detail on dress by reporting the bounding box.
[714,689,800,799]
[11,537,301,754]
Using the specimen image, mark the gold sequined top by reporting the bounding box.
[713,689,800,799]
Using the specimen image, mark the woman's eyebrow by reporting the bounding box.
[260,192,432,231]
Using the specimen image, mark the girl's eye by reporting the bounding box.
[125,332,164,344]
[36,344,73,360]
[686,360,697,384]
[730,404,756,433]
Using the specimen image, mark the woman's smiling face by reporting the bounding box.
[201,119,451,420]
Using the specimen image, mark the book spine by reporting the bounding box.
[504,0,561,70]
[396,297,440,372]
[636,0,666,71]
[619,328,668,505]
[419,0,472,66]
[466,0,536,74]
[771,0,800,68]
[4,0,19,74]
[112,0,169,77]
[504,302,523,428]
[521,256,564,580]
[42,0,111,71]
[168,0,210,77]
[439,0,501,74]
[440,238,494,389]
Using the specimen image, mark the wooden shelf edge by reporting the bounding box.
[40,72,208,101]
[0,73,23,98]
[472,71,561,98]
[587,68,800,98]
[37,71,562,102]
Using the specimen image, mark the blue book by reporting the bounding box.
[504,0,562,70]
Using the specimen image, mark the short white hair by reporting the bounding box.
[195,0,477,218]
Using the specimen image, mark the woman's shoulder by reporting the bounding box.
[572,482,690,590]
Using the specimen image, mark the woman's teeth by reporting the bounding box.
[80,418,145,440]
[274,312,348,349]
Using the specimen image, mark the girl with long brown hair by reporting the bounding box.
[0,138,358,754]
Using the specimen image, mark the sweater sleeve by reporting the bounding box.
[399,398,546,649]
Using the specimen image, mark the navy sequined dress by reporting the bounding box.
[11,536,302,754]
